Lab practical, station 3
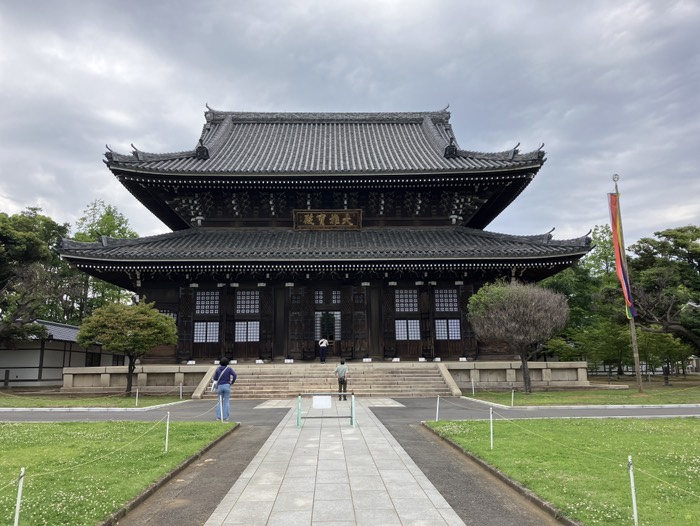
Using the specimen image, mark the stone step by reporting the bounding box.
[202,362,452,399]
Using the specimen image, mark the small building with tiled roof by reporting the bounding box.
[0,320,124,387]
[60,108,591,363]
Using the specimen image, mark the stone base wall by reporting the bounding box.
[62,365,211,396]
[446,361,589,391]
[61,361,589,396]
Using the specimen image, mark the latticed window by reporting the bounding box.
[435,319,461,340]
[195,291,219,315]
[435,289,459,312]
[314,290,324,304]
[235,321,260,342]
[395,289,418,312]
[236,290,260,314]
[194,321,219,342]
[291,294,301,304]
[395,319,420,340]
[354,293,365,304]
[332,290,341,304]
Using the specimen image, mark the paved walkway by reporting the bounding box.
[204,397,465,526]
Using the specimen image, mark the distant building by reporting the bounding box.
[59,108,590,363]
[0,320,124,387]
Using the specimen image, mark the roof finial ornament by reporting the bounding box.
[538,142,545,151]
[509,142,520,160]
[440,103,450,112]
[131,143,138,151]
[205,102,213,111]
[105,144,113,152]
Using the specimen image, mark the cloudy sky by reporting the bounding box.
[1,0,698,245]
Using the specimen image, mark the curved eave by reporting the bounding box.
[110,165,541,232]
[62,251,590,269]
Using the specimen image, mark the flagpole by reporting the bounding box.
[611,174,643,394]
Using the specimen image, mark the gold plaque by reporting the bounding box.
[293,209,362,230]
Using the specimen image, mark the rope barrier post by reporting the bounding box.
[297,394,302,428]
[471,377,475,396]
[219,393,224,423]
[165,412,170,453]
[179,382,183,400]
[14,467,25,526]
[135,387,139,407]
[511,389,514,407]
[490,407,494,450]
[351,393,355,428]
[628,455,639,526]
[435,395,440,421]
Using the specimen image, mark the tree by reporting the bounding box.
[73,199,139,241]
[77,301,177,394]
[579,224,617,280]
[468,281,569,393]
[628,226,700,350]
[71,200,139,319]
[0,208,70,339]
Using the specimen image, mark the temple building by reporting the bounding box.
[59,108,591,363]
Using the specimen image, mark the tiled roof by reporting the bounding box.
[105,109,545,175]
[60,227,590,265]
[34,320,79,342]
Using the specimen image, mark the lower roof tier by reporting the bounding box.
[59,226,590,282]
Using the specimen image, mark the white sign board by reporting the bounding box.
[313,395,332,409]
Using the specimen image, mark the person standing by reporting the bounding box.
[334,359,348,401]
[214,357,237,422]
[319,338,329,363]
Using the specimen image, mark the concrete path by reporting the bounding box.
[205,397,466,526]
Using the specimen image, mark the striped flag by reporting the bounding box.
[608,192,636,318]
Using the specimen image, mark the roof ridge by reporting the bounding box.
[203,109,451,123]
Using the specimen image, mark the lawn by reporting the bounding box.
[427,418,699,526]
[0,421,231,526]
[468,375,700,406]
[0,391,186,408]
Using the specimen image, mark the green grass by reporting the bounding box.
[427,418,699,526]
[0,421,231,525]
[468,376,700,406]
[0,392,186,408]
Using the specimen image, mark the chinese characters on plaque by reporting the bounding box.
[293,209,362,230]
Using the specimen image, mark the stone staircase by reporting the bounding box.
[201,362,455,399]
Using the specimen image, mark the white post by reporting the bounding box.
[511,389,515,407]
[351,394,356,428]
[297,395,302,428]
[489,407,494,450]
[165,412,170,453]
[471,377,475,396]
[179,382,183,399]
[435,395,440,421]
[219,394,224,423]
[628,455,639,526]
[14,467,25,526]
[135,387,139,407]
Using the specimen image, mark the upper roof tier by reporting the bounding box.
[105,108,546,175]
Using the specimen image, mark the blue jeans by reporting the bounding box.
[216,383,231,420]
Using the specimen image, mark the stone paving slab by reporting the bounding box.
[204,397,464,526]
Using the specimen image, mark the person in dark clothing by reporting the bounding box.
[213,357,237,421]
[334,359,348,401]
